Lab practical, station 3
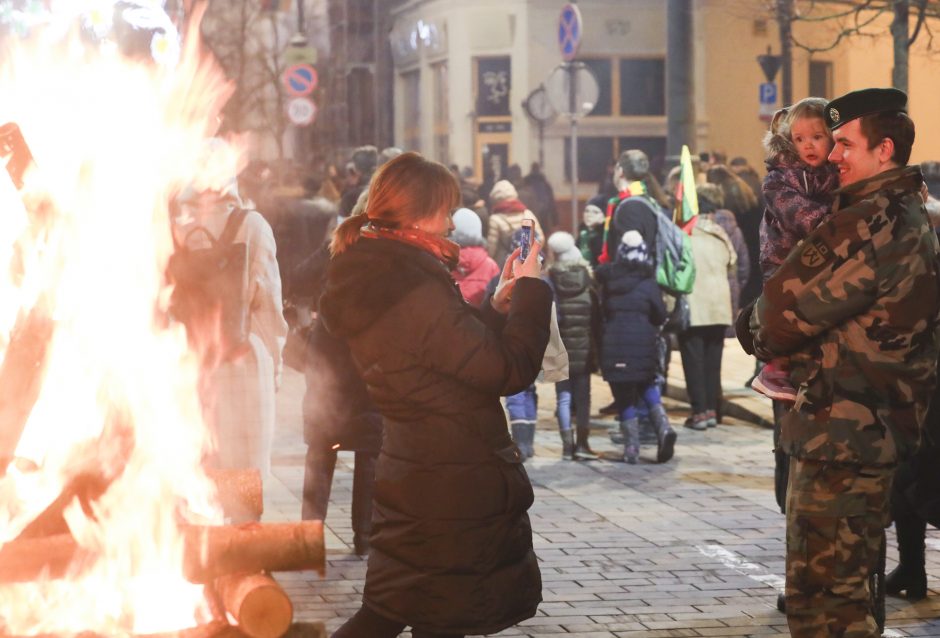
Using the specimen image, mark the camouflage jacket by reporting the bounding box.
[750,166,940,466]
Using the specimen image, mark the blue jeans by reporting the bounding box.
[505,385,538,421]
[611,382,662,421]
[555,373,591,431]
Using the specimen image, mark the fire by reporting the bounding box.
[0,4,242,635]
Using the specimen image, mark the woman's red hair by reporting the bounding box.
[331,152,460,255]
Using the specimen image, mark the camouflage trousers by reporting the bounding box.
[785,458,893,638]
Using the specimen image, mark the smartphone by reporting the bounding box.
[0,123,34,190]
[519,219,534,261]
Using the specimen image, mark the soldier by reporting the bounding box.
[737,87,940,637]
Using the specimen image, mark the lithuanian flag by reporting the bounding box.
[674,145,699,228]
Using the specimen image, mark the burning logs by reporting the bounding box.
[0,521,324,584]
[0,306,54,466]
[13,468,265,540]
[216,572,293,638]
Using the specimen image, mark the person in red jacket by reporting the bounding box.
[450,208,500,307]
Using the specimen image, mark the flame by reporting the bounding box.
[0,4,243,635]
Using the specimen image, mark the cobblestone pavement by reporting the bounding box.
[267,357,940,637]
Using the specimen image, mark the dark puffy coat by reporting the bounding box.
[893,355,940,528]
[548,262,598,375]
[318,237,552,635]
[595,261,667,383]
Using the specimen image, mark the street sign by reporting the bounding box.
[759,82,778,121]
[522,85,557,124]
[757,51,781,83]
[544,62,599,119]
[282,64,318,97]
[558,3,583,62]
[285,45,318,66]
[286,96,317,126]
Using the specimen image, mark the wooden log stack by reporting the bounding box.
[0,474,323,638]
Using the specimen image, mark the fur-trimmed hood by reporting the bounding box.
[319,237,457,340]
[763,130,802,167]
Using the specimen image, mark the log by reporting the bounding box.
[206,468,263,522]
[216,572,293,638]
[0,521,324,584]
[182,522,324,583]
[0,306,54,465]
[15,467,263,540]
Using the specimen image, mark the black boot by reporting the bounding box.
[573,425,598,460]
[510,421,534,459]
[650,404,676,463]
[560,429,574,460]
[886,513,928,600]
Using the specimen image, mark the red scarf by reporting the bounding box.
[492,198,527,214]
[361,222,461,271]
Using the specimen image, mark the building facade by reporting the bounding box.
[381,0,940,224]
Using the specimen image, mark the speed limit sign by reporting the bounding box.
[286,97,317,126]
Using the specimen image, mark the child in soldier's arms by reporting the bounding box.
[752,97,840,402]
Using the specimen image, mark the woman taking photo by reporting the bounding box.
[318,152,552,638]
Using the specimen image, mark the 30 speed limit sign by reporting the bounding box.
[286,97,317,126]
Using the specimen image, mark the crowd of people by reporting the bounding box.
[168,86,940,637]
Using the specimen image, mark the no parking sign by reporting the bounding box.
[282,64,318,97]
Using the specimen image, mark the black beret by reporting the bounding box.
[825,88,908,130]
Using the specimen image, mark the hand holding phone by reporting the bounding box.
[519,219,534,261]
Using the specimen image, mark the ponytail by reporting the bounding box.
[331,213,370,255]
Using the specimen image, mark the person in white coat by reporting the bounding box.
[171,140,288,486]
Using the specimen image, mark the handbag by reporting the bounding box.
[663,294,691,334]
[538,302,570,383]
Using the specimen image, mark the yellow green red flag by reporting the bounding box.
[674,144,699,226]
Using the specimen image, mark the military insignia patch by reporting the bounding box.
[829,107,840,124]
[801,239,831,268]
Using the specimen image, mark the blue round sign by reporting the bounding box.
[558,3,582,62]
[282,64,318,97]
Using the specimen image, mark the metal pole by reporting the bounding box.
[569,63,579,235]
[538,121,545,169]
[296,0,304,32]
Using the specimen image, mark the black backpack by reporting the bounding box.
[168,209,250,358]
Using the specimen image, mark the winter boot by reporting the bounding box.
[521,421,537,459]
[510,421,527,456]
[560,429,575,460]
[573,425,598,461]
[620,417,640,464]
[650,404,677,463]
[886,513,928,600]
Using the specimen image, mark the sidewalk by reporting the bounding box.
[664,338,774,430]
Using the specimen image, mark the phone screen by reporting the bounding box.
[519,221,533,261]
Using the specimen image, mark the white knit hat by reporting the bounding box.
[617,230,649,263]
[450,208,484,247]
[489,179,519,203]
[548,231,583,264]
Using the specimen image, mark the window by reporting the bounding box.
[564,137,615,184]
[475,57,511,117]
[432,62,449,164]
[809,60,833,99]
[619,58,665,115]
[401,70,421,152]
[579,58,612,116]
